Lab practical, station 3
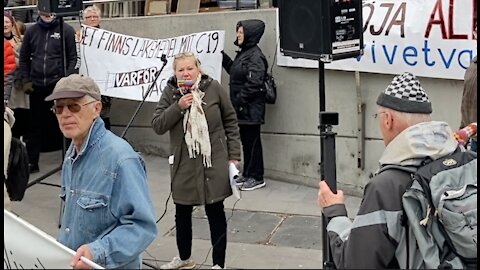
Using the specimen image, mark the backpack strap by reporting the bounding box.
[377,164,417,175]
[400,208,410,269]
[379,164,418,269]
[260,56,269,77]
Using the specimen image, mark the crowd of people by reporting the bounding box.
[4,3,477,269]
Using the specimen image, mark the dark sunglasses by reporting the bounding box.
[51,101,96,114]
[38,11,55,17]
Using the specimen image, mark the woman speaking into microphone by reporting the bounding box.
[152,52,241,270]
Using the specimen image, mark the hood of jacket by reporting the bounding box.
[36,16,59,29]
[234,19,265,49]
[379,121,458,167]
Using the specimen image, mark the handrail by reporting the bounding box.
[4,0,142,11]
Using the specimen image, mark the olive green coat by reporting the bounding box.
[152,75,241,205]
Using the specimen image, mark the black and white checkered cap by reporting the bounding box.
[376,72,432,114]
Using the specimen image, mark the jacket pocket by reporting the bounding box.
[77,196,108,209]
[76,195,109,237]
[170,147,181,179]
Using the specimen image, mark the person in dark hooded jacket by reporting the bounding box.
[222,19,267,191]
[19,8,78,173]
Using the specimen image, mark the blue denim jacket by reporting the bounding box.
[57,117,157,269]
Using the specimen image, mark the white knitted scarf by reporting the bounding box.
[182,74,212,167]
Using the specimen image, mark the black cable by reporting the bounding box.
[142,257,160,269]
[140,191,172,269]
[38,182,61,188]
[143,251,162,269]
[142,193,242,270]
[156,191,172,224]
[76,14,91,77]
[270,35,279,75]
[195,197,242,269]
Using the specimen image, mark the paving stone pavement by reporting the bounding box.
[9,150,362,269]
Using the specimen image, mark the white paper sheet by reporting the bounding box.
[4,210,104,269]
[229,163,241,200]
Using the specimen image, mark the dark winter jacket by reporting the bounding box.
[152,75,241,205]
[4,40,16,101]
[222,19,267,125]
[323,121,459,269]
[19,17,78,88]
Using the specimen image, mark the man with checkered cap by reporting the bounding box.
[48,74,158,269]
[317,72,460,268]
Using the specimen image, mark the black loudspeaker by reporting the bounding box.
[37,0,83,15]
[279,0,363,61]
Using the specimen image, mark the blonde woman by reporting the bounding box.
[152,52,241,269]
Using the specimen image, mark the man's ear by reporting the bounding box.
[95,101,103,114]
[383,111,393,131]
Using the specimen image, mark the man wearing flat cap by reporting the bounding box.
[317,72,462,268]
[48,74,157,269]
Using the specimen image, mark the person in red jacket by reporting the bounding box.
[4,39,16,105]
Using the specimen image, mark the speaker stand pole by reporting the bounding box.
[59,15,68,161]
[319,60,337,269]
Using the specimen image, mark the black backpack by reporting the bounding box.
[6,137,30,201]
[261,57,277,104]
[383,149,477,269]
[263,72,277,104]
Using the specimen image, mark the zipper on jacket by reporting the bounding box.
[43,30,49,86]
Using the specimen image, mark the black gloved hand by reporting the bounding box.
[14,80,22,91]
[22,81,34,94]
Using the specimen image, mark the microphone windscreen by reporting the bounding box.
[454,123,477,145]
[177,80,194,89]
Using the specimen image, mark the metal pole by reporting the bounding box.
[59,16,68,161]
[120,54,167,139]
[319,59,337,269]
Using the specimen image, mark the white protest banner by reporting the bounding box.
[277,0,477,80]
[4,210,103,269]
[79,27,225,102]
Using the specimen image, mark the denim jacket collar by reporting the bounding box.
[66,117,107,158]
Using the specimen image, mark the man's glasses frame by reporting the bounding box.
[373,111,387,119]
[51,100,97,114]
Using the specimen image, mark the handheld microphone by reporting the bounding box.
[160,54,167,65]
[454,122,477,146]
[177,80,194,94]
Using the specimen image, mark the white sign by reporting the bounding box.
[79,27,225,102]
[4,210,103,269]
[277,0,477,80]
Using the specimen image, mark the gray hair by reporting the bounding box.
[82,94,101,111]
[173,52,204,74]
[82,5,102,20]
[380,106,432,126]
